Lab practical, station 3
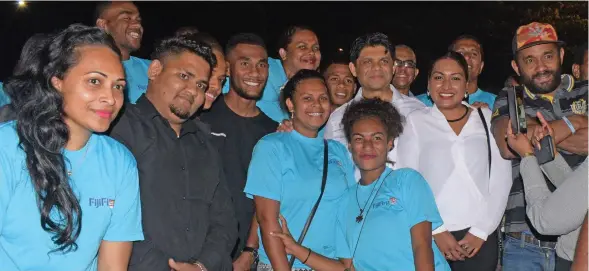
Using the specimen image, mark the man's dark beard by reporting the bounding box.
[521,67,562,95]
[170,104,191,119]
[230,77,264,101]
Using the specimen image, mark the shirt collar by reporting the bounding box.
[353,84,406,104]
[135,94,200,136]
[469,88,484,98]
[523,74,574,102]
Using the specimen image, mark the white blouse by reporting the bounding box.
[396,103,512,240]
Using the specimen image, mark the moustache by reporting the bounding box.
[532,70,554,80]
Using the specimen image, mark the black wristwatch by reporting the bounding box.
[242,246,259,260]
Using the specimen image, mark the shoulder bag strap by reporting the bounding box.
[477,107,504,266]
[477,107,491,177]
[288,139,329,267]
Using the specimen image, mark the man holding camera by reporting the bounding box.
[491,22,588,271]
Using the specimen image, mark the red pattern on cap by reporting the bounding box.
[516,22,559,50]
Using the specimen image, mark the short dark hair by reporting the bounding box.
[277,25,316,51]
[151,35,217,70]
[428,51,470,82]
[280,69,325,113]
[342,98,404,144]
[320,51,349,75]
[94,1,112,21]
[573,42,588,65]
[175,26,199,37]
[225,32,267,56]
[193,32,223,53]
[449,34,485,60]
[350,32,394,64]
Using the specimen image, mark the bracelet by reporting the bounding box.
[193,261,206,271]
[302,248,312,264]
[562,116,576,134]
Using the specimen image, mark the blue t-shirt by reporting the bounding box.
[223,57,289,122]
[335,167,450,271]
[123,56,151,104]
[416,88,497,110]
[0,82,10,107]
[244,130,356,268]
[0,121,143,271]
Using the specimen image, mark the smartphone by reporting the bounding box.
[507,86,527,134]
[534,135,555,165]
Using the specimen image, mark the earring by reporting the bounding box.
[290,111,294,119]
[464,92,468,99]
[426,91,431,97]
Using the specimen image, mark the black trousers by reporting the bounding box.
[448,228,498,271]
[555,256,572,271]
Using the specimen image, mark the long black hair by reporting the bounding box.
[4,24,121,252]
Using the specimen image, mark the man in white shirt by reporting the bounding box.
[324,33,425,154]
[392,44,419,97]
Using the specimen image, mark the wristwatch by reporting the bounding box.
[242,246,259,261]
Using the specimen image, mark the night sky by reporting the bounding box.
[0,1,587,95]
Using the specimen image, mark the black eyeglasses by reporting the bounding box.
[393,59,417,69]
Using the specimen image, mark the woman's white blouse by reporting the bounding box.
[396,103,512,240]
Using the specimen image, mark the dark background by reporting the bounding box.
[0,1,586,95]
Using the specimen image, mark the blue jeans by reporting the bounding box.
[503,235,556,271]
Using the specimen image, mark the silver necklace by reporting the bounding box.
[66,144,90,176]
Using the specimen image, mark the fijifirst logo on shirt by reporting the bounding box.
[89,198,115,209]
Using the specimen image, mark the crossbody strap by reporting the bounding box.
[288,139,329,267]
[477,108,491,177]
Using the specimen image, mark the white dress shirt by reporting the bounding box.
[396,103,512,240]
[324,84,425,172]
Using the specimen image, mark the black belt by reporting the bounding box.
[507,232,557,249]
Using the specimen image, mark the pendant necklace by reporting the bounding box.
[355,178,379,223]
[347,169,394,271]
[66,143,90,177]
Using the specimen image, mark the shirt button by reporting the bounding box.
[182,196,186,200]
[186,227,190,232]
[181,166,185,170]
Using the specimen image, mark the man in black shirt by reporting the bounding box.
[199,33,277,270]
[111,35,237,271]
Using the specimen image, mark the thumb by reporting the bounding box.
[457,239,468,246]
[270,231,286,240]
[279,214,289,234]
[168,258,180,269]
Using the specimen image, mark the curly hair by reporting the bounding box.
[342,98,404,144]
[4,24,121,253]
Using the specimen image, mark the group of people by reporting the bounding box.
[0,2,587,271]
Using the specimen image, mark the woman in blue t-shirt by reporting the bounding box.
[0,24,143,270]
[273,98,450,271]
[244,69,355,270]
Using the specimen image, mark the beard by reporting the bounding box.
[230,77,264,101]
[520,67,562,95]
[169,104,191,119]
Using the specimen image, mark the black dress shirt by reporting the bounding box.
[110,95,237,271]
